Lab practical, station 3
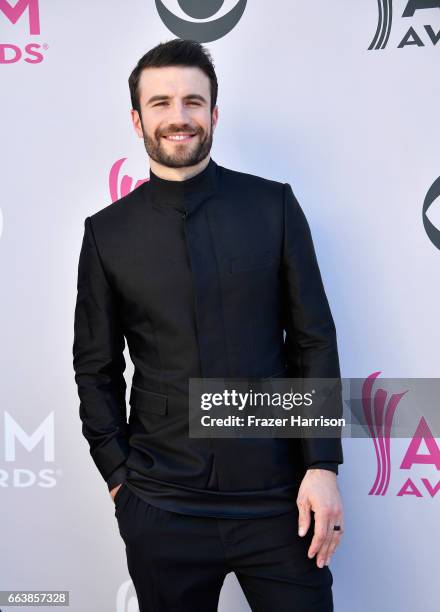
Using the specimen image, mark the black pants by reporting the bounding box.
[114,483,334,612]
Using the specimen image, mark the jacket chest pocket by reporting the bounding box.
[230,249,277,274]
[129,385,168,415]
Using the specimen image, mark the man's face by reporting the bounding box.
[132,66,218,169]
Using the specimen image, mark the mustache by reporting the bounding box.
[160,127,201,137]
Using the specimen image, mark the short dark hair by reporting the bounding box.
[128,38,218,116]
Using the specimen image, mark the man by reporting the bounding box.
[73,38,344,611]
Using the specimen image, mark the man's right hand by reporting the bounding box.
[110,483,123,502]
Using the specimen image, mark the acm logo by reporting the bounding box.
[109,158,148,203]
[155,0,247,42]
[0,0,46,64]
[1,411,59,487]
[364,373,440,498]
[369,0,440,49]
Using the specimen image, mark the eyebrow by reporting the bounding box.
[146,94,207,106]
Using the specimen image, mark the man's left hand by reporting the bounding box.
[297,468,344,568]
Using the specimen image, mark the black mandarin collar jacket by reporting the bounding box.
[148,156,218,211]
[73,156,343,518]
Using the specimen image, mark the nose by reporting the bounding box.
[165,100,192,128]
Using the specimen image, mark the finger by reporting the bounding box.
[317,523,338,568]
[307,510,329,560]
[316,512,341,568]
[297,494,311,537]
[324,533,342,565]
[317,509,344,566]
[325,518,345,564]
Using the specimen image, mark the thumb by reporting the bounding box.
[297,498,311,537]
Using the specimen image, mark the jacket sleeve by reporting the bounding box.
[72,216,129,490]
[281,183,343,471]
[307,461,339,475]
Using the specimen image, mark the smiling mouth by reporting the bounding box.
[162,133,197,142]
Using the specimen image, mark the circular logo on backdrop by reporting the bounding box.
[422,175,440,250]
[155,0,247,42]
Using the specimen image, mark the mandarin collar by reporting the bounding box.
[148,157,219,215]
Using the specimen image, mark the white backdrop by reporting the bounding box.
[1,1,439,610]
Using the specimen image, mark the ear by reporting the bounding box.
[212,105,219,131]
[131,109,144,139]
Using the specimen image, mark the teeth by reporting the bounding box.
[165,134,193,140]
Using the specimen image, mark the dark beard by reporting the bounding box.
[140,116,214,169]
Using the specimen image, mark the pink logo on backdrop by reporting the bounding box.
[365,371,440,498]
[364,371,408,495]
[109,158,148,202]
[0,0,46,64]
